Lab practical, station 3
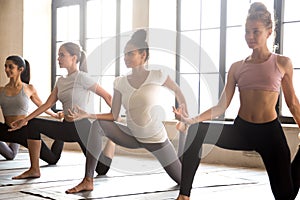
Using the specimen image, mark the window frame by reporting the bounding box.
[52,0,297,123]
[51,0,121,111]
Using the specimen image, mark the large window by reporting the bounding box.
[281,1,300,118]
[52,0,132,113]
[148,0,177,119]
[179,0,276,119]
[180,0,222,117]
[52,0,299,122]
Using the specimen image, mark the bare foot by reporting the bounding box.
[65,177,94,194]
[12,168,40,179]
[176,194,190,200]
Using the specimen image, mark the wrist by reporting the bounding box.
[180,117,190,125]
[23,118,29,124]
[87,113,95,119]
[185,117,196,125]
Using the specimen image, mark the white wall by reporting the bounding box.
[201,124,300,168]
[132,0,149,29]
[0,0,24,122]
[0,0,52,119]
[23,0,52,113]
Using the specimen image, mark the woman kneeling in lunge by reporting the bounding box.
[174,2,300,200]
[66,29,189,194]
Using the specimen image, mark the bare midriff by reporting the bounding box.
[4,115,26,128]
[238,89,279,123]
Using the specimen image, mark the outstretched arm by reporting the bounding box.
[163,76,188,116]
[68,85,118,121]
[163,75,189,132]
[173,63,237,125]
[67,106,114,121]
[28,84,62,119]
[90,88,121,121]
[89,83,112,108]
[9,87,58,131]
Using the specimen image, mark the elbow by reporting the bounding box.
[217,102,226,111]
[112,112,122,122]
[215,103,227,115]
[286,96,300,114]
[110,110,117,121]
[113,114,119,121]
[287,102,299,115]
[107,96,113,107]
[43,101,54,110]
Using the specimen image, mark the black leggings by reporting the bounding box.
[26,118,106,174]
[0,122,63,164]
[180,116,300,200]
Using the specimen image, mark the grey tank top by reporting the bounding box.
[0,85,29,116]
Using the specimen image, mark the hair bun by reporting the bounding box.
[248,2,267,14]
[131,29,147,42]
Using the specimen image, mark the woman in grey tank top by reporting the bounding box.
[0,55,64,164]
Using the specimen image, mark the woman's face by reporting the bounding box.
[57,46,76,68]
[245,20,272,50]
[4,60,22,79]
[124,44,146,68]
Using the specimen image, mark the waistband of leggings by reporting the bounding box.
[235,115,279,126]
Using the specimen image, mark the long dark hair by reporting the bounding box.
[6,55,30,84]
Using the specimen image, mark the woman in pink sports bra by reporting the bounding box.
[174,2,300,200]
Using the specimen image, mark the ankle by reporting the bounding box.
[83,177,93,183]
[177,194,190,200]
[29,166,40,173]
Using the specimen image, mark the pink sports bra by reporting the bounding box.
[234,53,283,93]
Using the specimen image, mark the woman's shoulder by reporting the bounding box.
[149,69,168,81]
[275,54,291,66]
[150,69,164,75]
[23,83,37,96]
[229,60,244,72]
[115,75,126,82]
[24,83,35,90]
[232,59,244,66]
[78,70,89,76]
[274,54,293,76]
[56,75,64,82]
[113,75,126,88]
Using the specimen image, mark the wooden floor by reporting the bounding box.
[0,148,297,200]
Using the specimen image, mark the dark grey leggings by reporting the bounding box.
[180,116,300,200]
[0,142,19,160]
[85,120,182,184]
